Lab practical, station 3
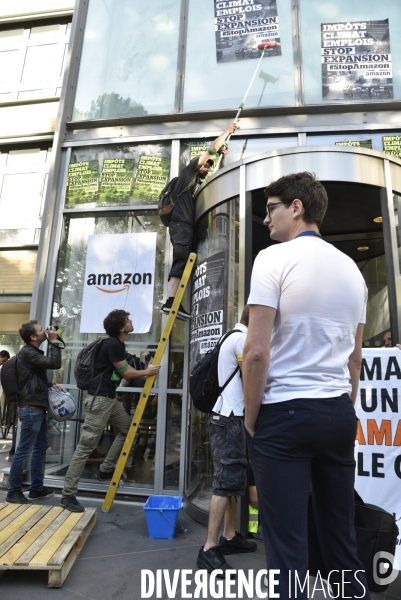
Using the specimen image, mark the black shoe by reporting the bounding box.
[6,490,31,505]
[96,469,114,481]
[28,487,55,500]
[196,546,234,577]
[60,496,85,512]
[218,531,257,555]
[161,298,191,321]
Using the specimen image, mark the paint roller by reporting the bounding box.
[213,41,281,171]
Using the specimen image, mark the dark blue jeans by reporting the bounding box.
[247,394,371,599]
[8,407,48,493]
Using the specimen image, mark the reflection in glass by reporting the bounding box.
[44,388,82,482]
[164,394,183,490]
[358,254,389,347]
[184,1,295,111]
[180,137,298,171]
[300,0,401,105]
[72,0,180,119]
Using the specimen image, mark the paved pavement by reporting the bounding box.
[1,435,400,599]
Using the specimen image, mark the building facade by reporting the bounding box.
[5,0,401,522]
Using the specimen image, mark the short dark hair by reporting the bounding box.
[19,319,40,344]
[264,172,328,227]
[240,305,250,327]
[0,350,10,359]
[103,310,130,338]
[206,159,214,167]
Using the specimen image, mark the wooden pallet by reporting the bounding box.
[0,502,96,587]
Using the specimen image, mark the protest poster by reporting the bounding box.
[214,0,281,64]
[98,158,135,203]
[80,232,157,334]
[355,349,401,562]
[190,252,226,369]
[66,160,99,206]
[321,19,393,102]
[383,135,401,159]
[131,155,170,202]
[335,140,372,149]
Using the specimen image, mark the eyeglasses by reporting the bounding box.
[265,201,286,219]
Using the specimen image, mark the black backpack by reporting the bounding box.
[158,177,178,227]
[74,338,107,390]
[189,329,242,413]
[1,355,20,403]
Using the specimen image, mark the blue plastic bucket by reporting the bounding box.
[143,495,182,539]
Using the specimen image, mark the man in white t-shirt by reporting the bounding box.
[197,306,257,576]
[243,172,370,599]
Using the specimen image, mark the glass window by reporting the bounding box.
[181,136,298,171]
[21,44,62,82]
[0,149,48,247]
[72,0,181,119]
[0,173,42,229]
[0,29,24,46]
[184,0,295,112]
[48,211,167,490]
[52,211,166,383]
[164,394,183,490]
[0,23,70,100]
[0,334,21,357]
[65,143,171,209]
[30,24,62,39]
[186,198,239,510]
[300,0,401,104]
[0,229,35,245]
[0,50,19,83]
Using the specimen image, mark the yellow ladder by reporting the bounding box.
[101,252,196,512]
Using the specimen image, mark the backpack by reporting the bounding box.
[0,356,20,403]
[189,329,242,413]
[158,177,178,226]
[74,338,107,390]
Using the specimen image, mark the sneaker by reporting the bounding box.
[161,298,191,321]
[60,496,85,512]
[218,531,257,555]
[196,546,234,577]
[5,490,31,505]
[28,487,55,500]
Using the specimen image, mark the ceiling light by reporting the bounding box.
[357,246,369,251]
[373,216,382,223]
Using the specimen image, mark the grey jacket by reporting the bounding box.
[17,343,61,408]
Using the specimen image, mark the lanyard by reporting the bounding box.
[295,230,321,239]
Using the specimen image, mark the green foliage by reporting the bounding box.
[73,92,148,120]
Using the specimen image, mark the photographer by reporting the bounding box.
[6,320,62,505]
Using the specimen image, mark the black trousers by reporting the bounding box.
[247,394,371,599]
[168,221,194,280]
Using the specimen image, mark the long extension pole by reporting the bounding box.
[213,41,280,171]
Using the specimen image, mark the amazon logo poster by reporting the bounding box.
[80,233,157,334]
[355,349,401,560]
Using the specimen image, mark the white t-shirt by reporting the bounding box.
[212,323,247,416]
[247,236,367,404]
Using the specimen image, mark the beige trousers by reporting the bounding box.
[62,395,131,498]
